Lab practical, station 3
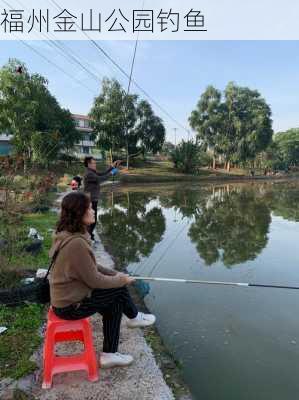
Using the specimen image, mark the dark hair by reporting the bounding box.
[56,192,90,233]
[84,156,95,167]
[72,175,82,187]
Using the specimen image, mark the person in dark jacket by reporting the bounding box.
[83,156,121,240]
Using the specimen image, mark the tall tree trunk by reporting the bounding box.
[227,160,231,172]
[126,191,130,211]
[126,140,129,170]
[109,148,113,165]
[23,151,28,174]
[212,157,216,170]
[111,191,114,212]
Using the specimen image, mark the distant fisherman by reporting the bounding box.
[70,176,82,191]
[83,156,121,241]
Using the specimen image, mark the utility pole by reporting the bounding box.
[173,128,177,147]
[125,24,141,169]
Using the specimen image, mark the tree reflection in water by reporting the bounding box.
[188,185,271,267]
[98,191,166,269]
[99,183,299,270]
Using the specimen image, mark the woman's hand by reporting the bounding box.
[112,160,122,168]
[117,272,136,285]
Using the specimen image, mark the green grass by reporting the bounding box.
[0,187,58,383]
[22,211,58,268]
[119,160,215,183]
[0,304,45,379]
[2,211,58,272]
[118,161,299,184]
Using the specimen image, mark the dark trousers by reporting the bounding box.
[53,287,138,353]
[88,201,98,239]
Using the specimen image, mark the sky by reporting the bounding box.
[1,40,299,143]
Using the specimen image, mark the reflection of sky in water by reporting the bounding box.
[99,183,299,400]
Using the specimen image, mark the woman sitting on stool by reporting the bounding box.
[49,191,156,368]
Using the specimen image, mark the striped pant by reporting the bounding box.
[52,286,138,353]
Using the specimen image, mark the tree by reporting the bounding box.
[0,59,79,169]
[31,82,79,165]
[162,141,176,156]
[223,82,273,169]
[170,140,202,173]
[31,107,79,166]
[135,100,165,153]
[0,59,42,170]
[274,128,299,168]
[189,82,273,171]
[89,78,166,168]
[189,85,224,169]
[254,141,284,171]
[89,78,137,164]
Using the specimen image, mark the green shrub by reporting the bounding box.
[170,141,201,173]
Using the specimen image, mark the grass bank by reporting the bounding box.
[0,186,59,382]
[0,304,44,380]
[118,160,299,185]
[0,209,58,381]
[119,161,214,184]
[1,211,58,275]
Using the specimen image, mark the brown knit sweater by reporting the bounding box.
[49,231,127,308]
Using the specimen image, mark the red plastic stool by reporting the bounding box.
[42,307,99,389]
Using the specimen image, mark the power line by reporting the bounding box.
[15,0,103,86]
[46,40,101,83]
[19,40,96,94]
[2,0,98,95]
[48,0,189,135]
[5,0,190,137]
[89,39,189,134]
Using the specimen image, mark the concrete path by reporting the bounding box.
[39,190,174,400]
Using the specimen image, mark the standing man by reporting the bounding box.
[83,156,121,241]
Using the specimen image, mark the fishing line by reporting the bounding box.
[122,1,143,167]
[146,220,190,277]
[131,276,299,290]
[133,217,191,276]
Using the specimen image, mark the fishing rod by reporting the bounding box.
[131,276,299,290]
[113,150,144,165]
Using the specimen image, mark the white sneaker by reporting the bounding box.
[126,312,156,328]
[100,352,133,368]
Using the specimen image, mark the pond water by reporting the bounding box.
[98,181,299,400]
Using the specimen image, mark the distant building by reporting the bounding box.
[0,133,12,156]
[0,114,102,159]
[72,114,102,160]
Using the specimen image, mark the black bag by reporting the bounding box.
[0,237,77,306]
[0,252,59,306]
[34,250,59,304]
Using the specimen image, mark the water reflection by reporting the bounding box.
[159,188,205,219]
[99,182,299,400]
[99,183,299,269]
[98,192,166,268]
[267,182,299,222]
[188,186,271,267]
